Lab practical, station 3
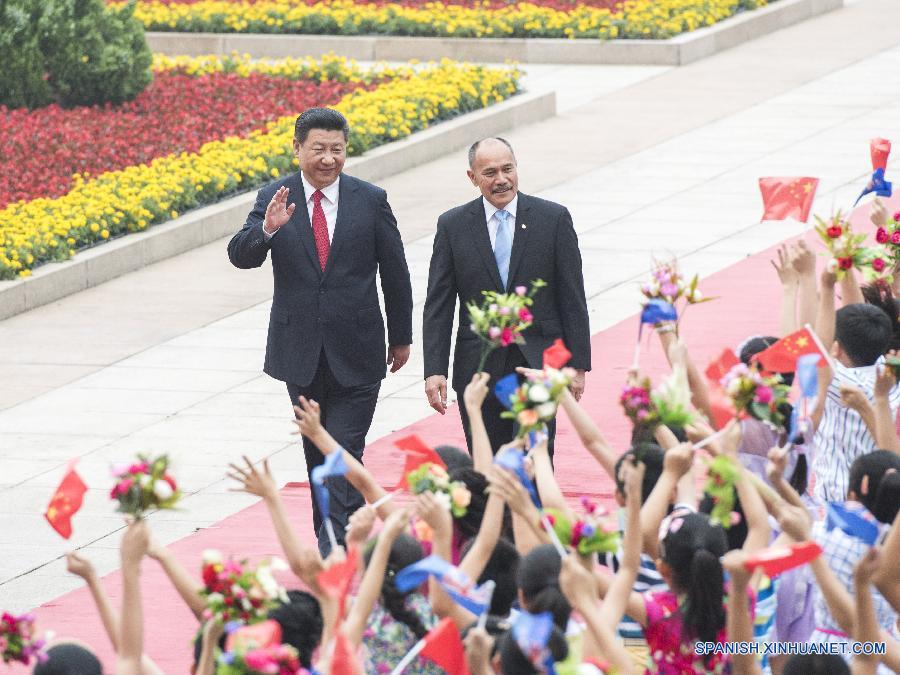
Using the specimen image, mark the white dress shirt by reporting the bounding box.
[482,193,518,249]
[264,173,340,242]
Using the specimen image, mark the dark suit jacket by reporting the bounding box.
[423,192,591,392]
[228,172,413,388]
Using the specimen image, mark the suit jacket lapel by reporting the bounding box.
[323,174,355,281]
[285,172,322,276]
[467,199,504,292]
[506,193,531,291]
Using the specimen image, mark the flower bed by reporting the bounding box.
[0,57,519,279]
[119,0,768,39]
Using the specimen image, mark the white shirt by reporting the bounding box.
[482,193,517,249]
[813,356,900,501]
[264,173,339,241]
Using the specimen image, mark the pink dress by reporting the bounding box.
[642,587,756,674]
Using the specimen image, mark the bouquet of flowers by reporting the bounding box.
[218,645,305,675]
[620,367,695,434]
[110,453,181,517]
[720,362,791,430]
[703,455,741,529]
[499,367,574,437]
[405,463,471,518]
[542,503,619,555]
[640,259,712,315]
[200,550,289,625]
[815,212,885,281]
[467,279,546,372]
[872,208,900,280]
[1,612,48,665]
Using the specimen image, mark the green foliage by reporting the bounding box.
[0,0,152,109]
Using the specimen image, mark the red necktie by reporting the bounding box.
[311,189,330,270]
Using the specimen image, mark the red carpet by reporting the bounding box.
[14,195,897,672]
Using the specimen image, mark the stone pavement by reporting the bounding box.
[2,0,900,611]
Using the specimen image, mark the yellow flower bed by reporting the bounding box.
[0,59,519,279]
[152,51,408,82]
[122,0,768,40]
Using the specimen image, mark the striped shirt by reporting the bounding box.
[753,575,777,674]
[811,516,896,675]
[812,357,900,501]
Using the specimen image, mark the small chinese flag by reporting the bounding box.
[744,541,822,578]
[317,544,359,616]
[394,435,447,490]
[705,348,741,382]
[543,339,572,369]
[331,629,363,675]
[754,327,826,373]
[871,137,891,171]
[420,618,470,675]
[226,620,282,651]
[759,177,819,222]
[45,461,88,539]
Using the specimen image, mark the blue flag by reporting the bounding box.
[512,611,556,675]
[796,353,819,399]
[494,373,520,410]
[395,555,491,615]
[826,502,880,546]
[854,168,892,205]
[310,451,348,521]
[640,299,678,326]
[494,447,541,508]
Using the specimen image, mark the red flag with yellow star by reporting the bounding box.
[759,177,819,222]
[754,327,826,373]
[45,462,87,539]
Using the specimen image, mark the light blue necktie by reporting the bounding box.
[493,209,512,288]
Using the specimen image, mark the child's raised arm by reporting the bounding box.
[640,442,693,559]
[722,550,762,675]
[558,388,618,480]
[463,372,495,474]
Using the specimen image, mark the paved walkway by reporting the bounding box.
[2,0,900,612]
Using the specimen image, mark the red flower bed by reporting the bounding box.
[0,71,366,209]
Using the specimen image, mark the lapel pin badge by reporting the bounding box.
[521,224,527,229]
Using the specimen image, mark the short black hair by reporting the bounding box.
[497,624,568,674]
[468,137,515,168]
[269,590,324,668]
[740,335,795,387]
[294,108,349,144]
[848,450,900,523]
[835,303,892,366]
[461,536,520,617]
[614,443,664,504]
[434,444,474,472]
[33,644,102,675]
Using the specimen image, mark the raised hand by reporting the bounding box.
[292,396,324,440]
[346,505,376,546]
[870,197,888,229]
[66,551,96,580]
[791,240,815,278]
[227,455,278,500]
[263,186,296,235]
[874,362,896,399]
[771,244,798,287]
[486,465,533,519]
[414,492,452,537]
[463,372,491,410]
[663,442,694,479]
[839,385,871,414]
[120,519,150,568]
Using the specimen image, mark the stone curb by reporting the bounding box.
[0,90,555,321]
[146,0,842,65]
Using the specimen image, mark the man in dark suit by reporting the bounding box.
[423,137,590,456]
[228,108,413,554]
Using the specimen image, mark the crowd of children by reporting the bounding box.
[10,201,900,674]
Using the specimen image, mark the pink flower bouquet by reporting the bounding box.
[467,278,546,372]
[110,453,181,517]
[542,503,619,555]
[720,363,790,430]
[200,550,289,626]
[815,212,885,281]
[0,612,48,665]
[219,620,306,674]
[641,259,712,312]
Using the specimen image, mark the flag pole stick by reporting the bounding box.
[803,323,837,372]
[693,426,728,451]
[372,491,396,509]
[541,515,568,557]
[477,581,496,631]
[389,638,427,675]
[631,339,641,371]
[325,518,339,553]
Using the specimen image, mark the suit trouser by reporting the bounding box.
[287,350,380,557]
[456,345,557,459]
